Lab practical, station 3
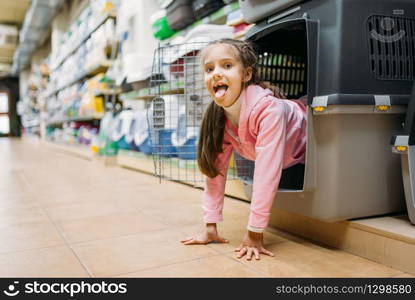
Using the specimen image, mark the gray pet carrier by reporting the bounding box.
[391,81,415,225]
[241,0,415,221]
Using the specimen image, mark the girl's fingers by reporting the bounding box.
[253,248,260,260]
[260,247,275,257]
[237,247,247,258]
[246,247,253,261]
[234,244,243,252]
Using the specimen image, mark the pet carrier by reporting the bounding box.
[132,110,152,154]
[112,109,135,150]
[165,0,196,31]
[192,0,225,20]
[239,0,304,23]
[148,41,254,184]
[391,81,415,225]
[241,0,415,220]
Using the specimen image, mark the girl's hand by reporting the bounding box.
[180,223,229,245]
[235,230,274,260]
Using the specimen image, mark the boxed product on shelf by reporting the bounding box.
[79,93,104,116]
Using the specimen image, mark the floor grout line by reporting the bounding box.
[107,252,235,278]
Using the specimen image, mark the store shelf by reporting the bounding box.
[46,60,113,97]
[117,149,248,200]
[51,12,117,71]
[46,113,104,126]
[43,140,94,160]
[92,88,121,96]
[120,81,185,101]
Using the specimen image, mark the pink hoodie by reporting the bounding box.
[202,84,307,229]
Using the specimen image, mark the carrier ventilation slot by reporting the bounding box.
[367,15,415,80]
[257,52,306,99]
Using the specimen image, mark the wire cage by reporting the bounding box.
[148,42,256,184]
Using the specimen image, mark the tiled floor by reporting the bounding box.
[0,137,413,277]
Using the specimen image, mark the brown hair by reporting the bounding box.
[197,38,285,178]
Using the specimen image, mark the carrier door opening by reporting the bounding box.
[252,19,309,191]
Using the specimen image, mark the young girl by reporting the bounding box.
[180,39,307,261]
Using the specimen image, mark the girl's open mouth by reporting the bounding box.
[213,84,228,98]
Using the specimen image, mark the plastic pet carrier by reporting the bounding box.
[132,110,152,154]
[239,0,305,23]
[242,0,415,221]
[391,81,415,225]
[150,9,176,41]
[111,110,135,150]
[148,42,253,184]
[192,0,225,20]
[166,0,196,31]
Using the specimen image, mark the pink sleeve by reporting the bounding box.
[202,140,233,224]
[249,101,286,229]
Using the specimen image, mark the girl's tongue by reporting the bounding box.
[215,86,227,98]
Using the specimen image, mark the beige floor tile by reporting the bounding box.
[0,219,66,254]
[139,201,204,227]
[117,255,264,277]
[44,199,139,222]
[72,228,218,277]
[56,211,169,243]
[0,246,89,277]
[0,193,38,210]
[225,241,401,277]
[0,205,49,228]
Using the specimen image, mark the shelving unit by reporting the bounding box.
[51,12,117,71]
[46,113,104,126]
[120,82,184,101]
[46,59,113,98]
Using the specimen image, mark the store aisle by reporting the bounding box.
[0,138,411,278]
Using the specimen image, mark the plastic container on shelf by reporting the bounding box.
[171,107,198,160]
[98,112,119,156]
[165,0,195,31]
[238,0,304,23]
[117,0,158,84]
[192,0,225,20]
[132,110,152,154]
[112,110,135,150]
[150,9,176,40]
[226,8,244,26]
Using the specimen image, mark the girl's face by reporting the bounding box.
[202,44,252,108]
